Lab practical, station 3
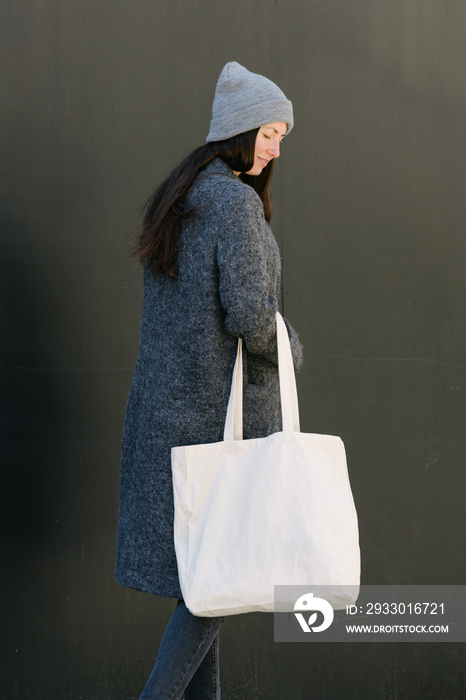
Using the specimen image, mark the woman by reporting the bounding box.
[116,61,303,700]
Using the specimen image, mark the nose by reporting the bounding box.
[268,140,280,158]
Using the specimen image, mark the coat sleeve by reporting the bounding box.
[217,188,303,371]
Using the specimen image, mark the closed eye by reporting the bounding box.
[263,132,284,142]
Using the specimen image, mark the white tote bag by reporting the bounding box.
[172,312,360,617]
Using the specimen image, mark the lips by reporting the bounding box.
[258,157,270,167]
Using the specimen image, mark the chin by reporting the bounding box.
[247,165,264,177]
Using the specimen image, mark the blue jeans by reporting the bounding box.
[140,600,224,700]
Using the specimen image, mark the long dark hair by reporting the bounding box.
[134,128,275,278]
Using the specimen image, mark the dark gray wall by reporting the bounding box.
[2,1,465,698]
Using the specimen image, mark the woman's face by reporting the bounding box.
[246,121,288,176]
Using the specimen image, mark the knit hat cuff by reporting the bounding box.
[206,99,293,143]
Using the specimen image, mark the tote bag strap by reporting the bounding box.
[224,312,300,440]
[224,337,243,440]
[276,312,300,433]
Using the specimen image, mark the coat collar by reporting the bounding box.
[202,156,239,179]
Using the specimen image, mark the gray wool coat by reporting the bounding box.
[116,157,303,599]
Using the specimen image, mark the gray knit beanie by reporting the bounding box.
[206,61,294,142]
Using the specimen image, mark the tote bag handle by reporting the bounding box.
[224,312,300,440]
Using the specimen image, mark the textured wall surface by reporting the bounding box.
[2,1,465,698]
